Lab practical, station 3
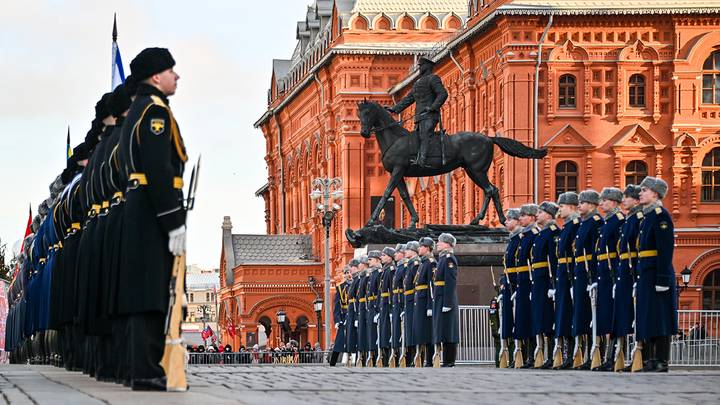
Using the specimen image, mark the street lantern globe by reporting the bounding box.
[313,298,323,313]
[276,309,286,324]
[681,266,692,287]
[310,190,322,201]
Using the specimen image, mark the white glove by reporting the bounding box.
[442,307,451,313]
[400,311,405,319]
[426,309,432,317]
[168,225,187,256]
[587,282,598,292]
[510,292,517,301]
[655,285,669,292]
[335,323,340,330]
[547,289,555,299]
[570,288,574,300]
[612,284,616,299]
[373,314,379,323]
[354,320,358,327]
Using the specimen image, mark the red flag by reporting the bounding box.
[20,204,32,253]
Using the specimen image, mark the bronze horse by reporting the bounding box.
[357,100,547,228]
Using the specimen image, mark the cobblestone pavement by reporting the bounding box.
[1,364,719,404]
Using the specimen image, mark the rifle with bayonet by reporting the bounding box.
[160,155,201,392]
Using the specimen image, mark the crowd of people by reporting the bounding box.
[4,47,188,391]
[496,178,678,372]
[326,233,460,367]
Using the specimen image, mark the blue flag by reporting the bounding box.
[111,14,125,90]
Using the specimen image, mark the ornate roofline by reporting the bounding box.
[389,5,720,94]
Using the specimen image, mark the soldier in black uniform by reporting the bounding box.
[433,233,460,367]
[387,57,448,167]
[403,242,421,366]
[390,245,406,366]
[117,48,187,391]
[344,259,360,365]
[378,247,396,366]
[366,251,382,366]
[329,266,350,366]
[414,237,436,367]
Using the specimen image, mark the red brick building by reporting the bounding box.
[220,0,720,348]
[393,0,720,311]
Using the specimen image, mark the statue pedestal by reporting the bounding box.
[345,224,508,305]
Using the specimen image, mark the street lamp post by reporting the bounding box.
[681,266,692,290]
[310,177,343,352]
[313,298,323,347]
[276,309,286,346]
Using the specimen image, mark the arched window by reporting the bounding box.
[629,74,646,107]
[625,160,648,186]
[398,15,415,30]
[702,269,720,310]
[558,74,576,108]
[702,147,720,202]
[702,50,720,104]
[555,160,578,198]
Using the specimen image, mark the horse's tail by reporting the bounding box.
[490,136,547,159]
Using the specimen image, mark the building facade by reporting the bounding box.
[183,267,220,346]
[392,0,720,311]
[219,0,470,348]
[221,0,720,349]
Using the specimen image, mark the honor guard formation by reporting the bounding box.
[4,47,190,391]
[497,177,678,372]
[328,233,460,368]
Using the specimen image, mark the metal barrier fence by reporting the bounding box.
[458,305,494,364]
[188,308,720,367]
[189,351,330,365]
[456,306,720,366]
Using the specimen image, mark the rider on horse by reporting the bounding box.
[386,57,448,168]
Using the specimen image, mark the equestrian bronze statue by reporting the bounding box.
[357,99,546,229]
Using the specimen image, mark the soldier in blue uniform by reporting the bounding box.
[329,266,350,366]
[500,208,521,368]
[344,259,361,366]
[530,201,560,368]
[356,255,369,365]
[636,177,678,372]
[572,190,604,369]
[433,233,460,367]
[390,244,406,366]
[378,247,396,366]
[595,187,625,371]
[550,192,580,369]
[515,204,539,368]
[366,251,382,366]
[613,185,642,371]
[402,242,421,366]
[414,237,436,367]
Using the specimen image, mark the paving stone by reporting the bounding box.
[1,364,719,404]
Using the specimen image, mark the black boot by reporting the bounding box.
[599,338,616,371]
[522,339,535,368]
[329,351,340,366]
[647,336,670,372]
[442,343,456,367]
[560,337,575,370]
[541,338,555,369]
[424,344,434,367]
